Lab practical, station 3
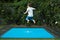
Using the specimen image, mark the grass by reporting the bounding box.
[0,38,60,40]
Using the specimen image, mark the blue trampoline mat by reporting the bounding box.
[1,28,55,38]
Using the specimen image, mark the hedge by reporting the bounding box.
[0,0,60,26]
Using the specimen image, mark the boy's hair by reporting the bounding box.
[27,3,32,7]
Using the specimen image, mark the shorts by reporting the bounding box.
[26,16,34,21]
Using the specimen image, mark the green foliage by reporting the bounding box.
[0,0,60,27]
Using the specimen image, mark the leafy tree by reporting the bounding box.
[0,0,60,27]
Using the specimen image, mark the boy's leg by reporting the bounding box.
[30,17,36,24]
[27,20,29,23]
[26,16,30,23]
[32,19,36,24]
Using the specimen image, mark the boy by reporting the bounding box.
[24,3,36,24]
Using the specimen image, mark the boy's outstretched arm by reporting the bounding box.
[32,8,36,10]
[24,10,28,14]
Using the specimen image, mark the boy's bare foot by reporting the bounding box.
[27,21,29,23]
[27,20,29,23]
[34,21,36,24]
[32,20,36,24]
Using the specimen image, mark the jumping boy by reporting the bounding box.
[24,3,36,24]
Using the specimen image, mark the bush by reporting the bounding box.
[0,0,60,26]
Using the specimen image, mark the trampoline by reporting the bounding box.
[1,28,55,38]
